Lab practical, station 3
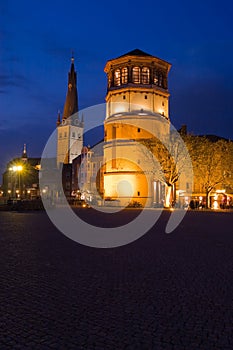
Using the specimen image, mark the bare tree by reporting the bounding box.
[140,131,192,208]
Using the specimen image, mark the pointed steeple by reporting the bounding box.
[63,54,78,119]
[22,144,28,161]
[56,110,61,126]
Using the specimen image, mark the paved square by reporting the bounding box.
[0,210,232,349]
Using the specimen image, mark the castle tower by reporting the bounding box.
[57,56,83,165]
[103,49,171,206]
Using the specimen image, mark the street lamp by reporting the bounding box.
[10,165,23,198]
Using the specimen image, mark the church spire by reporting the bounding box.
[63,54,78,119]
[22,144,28,160]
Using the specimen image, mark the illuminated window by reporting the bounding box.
[142,67,150,84]
[158,72,163,87]
[121,67,128,84]
[114,69,121,86]
[153,70,158,85]
[132,67,140,84]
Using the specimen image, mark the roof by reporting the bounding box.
[63,58,78,119]
[117,48,153,58]
[105,48,171,71]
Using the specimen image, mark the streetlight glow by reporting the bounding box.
[9,164,24,198]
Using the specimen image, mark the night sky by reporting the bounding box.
[1,0,233,179]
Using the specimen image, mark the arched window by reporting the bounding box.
[132,66,140,84]
[153,70,158,85]
[121,67,128,84]
[158,72,163,87]
[114,69,121,86]
[142,67,150,84]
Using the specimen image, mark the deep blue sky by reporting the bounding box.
[1,0,233,179]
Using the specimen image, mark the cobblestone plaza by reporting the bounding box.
[0,210,232,349]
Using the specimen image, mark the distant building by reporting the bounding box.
[54,56,84,198]
[72,142,104,202]
[56,55,83,166]
[2,145,40,198]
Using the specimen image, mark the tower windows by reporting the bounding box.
[114,69,121,86]
[132,66,140,84]
[153,70,158,85]
[142,67,150,84]
[112,66,162,86]
[121,67,128,84]
[158,72,163,87]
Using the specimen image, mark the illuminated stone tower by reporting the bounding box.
[57,56,83,165]
[103,49,171,206]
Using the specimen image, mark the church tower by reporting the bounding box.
[21,144,28,162]
[103,49,171,206]
[57,56,83,166]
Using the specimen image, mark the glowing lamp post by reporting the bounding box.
[11,165,23,198]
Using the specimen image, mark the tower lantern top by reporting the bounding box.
[104,48,171,91]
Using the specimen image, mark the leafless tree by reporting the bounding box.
[140,131,192,207]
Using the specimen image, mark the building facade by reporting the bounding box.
[72,142,104,203]
[103,49,171,207]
